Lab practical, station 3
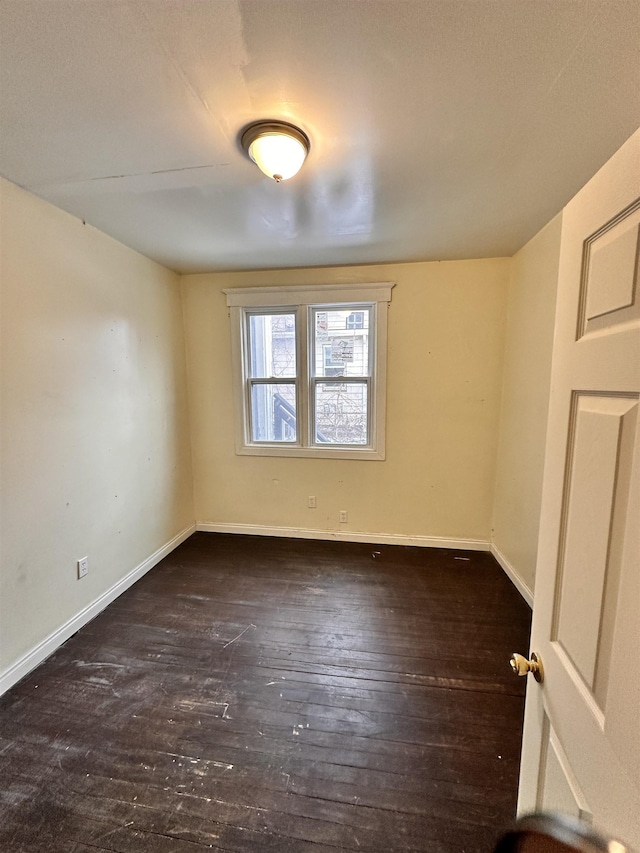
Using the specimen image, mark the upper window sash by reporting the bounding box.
[309,304,373,380]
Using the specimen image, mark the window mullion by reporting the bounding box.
[298,306,309,447]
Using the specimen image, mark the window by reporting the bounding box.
[346,311,365,330]
[224,282,394,459]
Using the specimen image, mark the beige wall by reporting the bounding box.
[0,179,194,678]
[0,175,560,688]
[492,214,562,600]
[182,259,510,545]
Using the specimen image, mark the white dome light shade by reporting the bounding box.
[249,133,307,181]
[241,121,310,182]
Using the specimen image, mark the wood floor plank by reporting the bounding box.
[0,533,531,851]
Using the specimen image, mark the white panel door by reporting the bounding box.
[517,128,640,846]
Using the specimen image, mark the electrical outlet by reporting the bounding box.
[308,495,317,508]
[339,510,348,523]
[77,557,88,579]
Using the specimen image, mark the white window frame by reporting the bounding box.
[224,282,394,460]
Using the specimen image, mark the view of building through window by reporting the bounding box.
[248,313,296,442]
[312,308,369,444]
[226,281,392,458]
[247,307,370,445]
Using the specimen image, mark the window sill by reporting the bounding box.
[236,444,385,461]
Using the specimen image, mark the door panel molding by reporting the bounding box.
[577,197,640,339]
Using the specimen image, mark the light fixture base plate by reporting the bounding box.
[240,120,310,156]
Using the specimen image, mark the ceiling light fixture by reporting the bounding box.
[241,121,310,182]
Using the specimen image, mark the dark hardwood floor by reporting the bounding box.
[0,533,531,852]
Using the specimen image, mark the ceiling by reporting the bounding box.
[1,1,639,274]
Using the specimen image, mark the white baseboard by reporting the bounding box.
[0,524,195,697]
[196,521,490,552]
[0,523,531,698]
[490,543,534,608]
[199,525,533,607]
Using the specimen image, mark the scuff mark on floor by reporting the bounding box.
[222,624,256,648]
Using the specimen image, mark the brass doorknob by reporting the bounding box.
[510,652,544,683]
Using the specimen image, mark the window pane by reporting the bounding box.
[251,383,296,442]
[314,382,368,445]
[249,313,296,378]
[313,308,369,377]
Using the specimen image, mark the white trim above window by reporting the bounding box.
[224,282,394,460]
